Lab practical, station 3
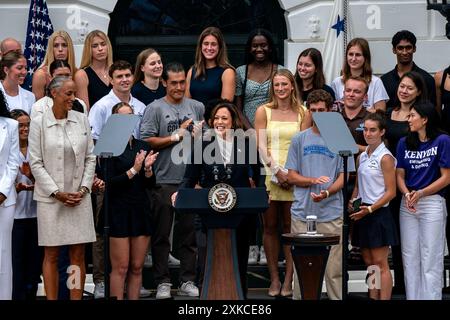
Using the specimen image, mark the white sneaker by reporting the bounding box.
[168,253,180,266]
[144,254,153,268]
[156,283,172,299]
[139,286,152,298]
[248,245,259,265]
[258,246,267,265]
[94,281,105,299]
[178,281,199,297]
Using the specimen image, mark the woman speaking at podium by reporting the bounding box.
[172,101,264,297]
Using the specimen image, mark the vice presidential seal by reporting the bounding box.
[208,183,237,213]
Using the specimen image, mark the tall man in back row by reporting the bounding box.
[381,30,435,113]
[140,62,204,299]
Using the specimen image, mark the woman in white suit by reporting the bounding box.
[29,76,96,300]
[0,90,20,300]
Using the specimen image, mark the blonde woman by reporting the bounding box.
[185,26,235,122]
[254,69,310,297]
[74,30,113,110]
[32,30,76,100]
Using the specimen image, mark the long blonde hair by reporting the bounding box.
[39,30,76,78]
[193,27,233,79]
[266,69,304,116]
[79,30,113,69]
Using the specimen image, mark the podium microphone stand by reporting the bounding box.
[313,112,357,300]
[175,187,268,300]
[93,114,139,299]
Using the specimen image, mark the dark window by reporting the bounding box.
[108,0,286,69]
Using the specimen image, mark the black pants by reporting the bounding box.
[12,218,43,300]
[150,184,197,285]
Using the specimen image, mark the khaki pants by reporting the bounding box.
[291,217,343,300]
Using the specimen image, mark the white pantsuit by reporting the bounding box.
[400,194,447,300]
[0,117,20,300]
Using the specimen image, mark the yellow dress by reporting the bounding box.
[264,105,304,201]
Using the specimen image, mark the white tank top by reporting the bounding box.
[357,143,396,206]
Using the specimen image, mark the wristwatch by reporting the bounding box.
[79,186,89,196]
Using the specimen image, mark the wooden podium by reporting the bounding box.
[175,187,268,300]
[282,233,340,300]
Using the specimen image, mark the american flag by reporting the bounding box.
[23,0,54,90]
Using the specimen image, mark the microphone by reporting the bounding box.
[213,165,219,181]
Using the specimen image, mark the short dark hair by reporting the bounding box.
[10,108,30,120]
[244,28,278,65]
[306,89,333,110]
[406,101,444,150]
[392,30,417,48]
[109,60,133,78]
[49,59,71,76]
[208,101,244,130]
[112,102,133,114]
[162,62,185,81]
[363,110,387,134]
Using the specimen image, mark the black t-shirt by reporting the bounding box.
[131,81,166,106]
[385,112,409,155]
